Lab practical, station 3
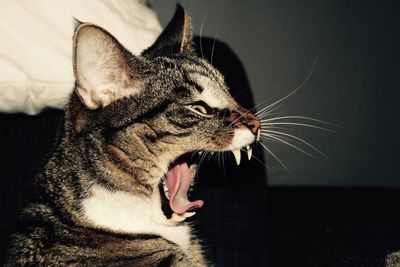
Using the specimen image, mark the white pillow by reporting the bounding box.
[0,0,162,115]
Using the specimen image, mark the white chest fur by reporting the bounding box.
[82,184,191,250]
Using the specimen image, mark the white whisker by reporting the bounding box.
[257,110,287,119]
[222,151,227,179]
[255,56,318,116]
[199,15,207,59]
[227,98,276,128]
[261,134,315,158]
[249,150,275,173]
[262,130,328,159]
[261,115,338,126]
[260,135,282,144]
[257,104,285,118]
[262,122,333,132]
[259,142,293,176]
[210,25,221,66]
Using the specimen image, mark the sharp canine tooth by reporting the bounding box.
[162,183,170,199]
[198,151,203,155]
[172,213,186,222]
[257,129,261,141]
[184,212,196,218]
[246,146,253,160]
[232,149,241,165]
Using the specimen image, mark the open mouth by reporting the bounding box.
[159,142,257,224]
[160,153,204,224]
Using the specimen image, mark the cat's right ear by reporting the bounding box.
[73,23,142,110]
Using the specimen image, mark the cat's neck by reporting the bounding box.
[40,133,193,250]
[82,183,192,250]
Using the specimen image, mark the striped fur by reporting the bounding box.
[7,5,260,266]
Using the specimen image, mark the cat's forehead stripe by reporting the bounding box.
[189,73,229,109]
[199,89,228,109]
[185,79,204,92]
[182,60,221,83]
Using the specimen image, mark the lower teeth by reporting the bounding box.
[184,211,196,218]
[171,213,186,222]
[162,182,170,199]
[171,211,196,223]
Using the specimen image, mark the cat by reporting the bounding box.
[6,4,261,266]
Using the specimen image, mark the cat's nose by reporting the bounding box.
[247,118,261,135]
[235,105,261,135]
[245,113,261,135]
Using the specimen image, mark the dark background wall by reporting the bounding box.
[149,0,400,187]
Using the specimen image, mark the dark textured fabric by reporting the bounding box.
[269,187,400,266]
[0,110,64,265]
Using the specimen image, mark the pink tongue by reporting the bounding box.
[166,162,204,215]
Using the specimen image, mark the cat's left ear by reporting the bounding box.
[143,4,194,57]
[73,22,143,110]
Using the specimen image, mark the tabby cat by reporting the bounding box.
[7,5,260,266]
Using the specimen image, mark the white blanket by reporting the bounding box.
[0,0,161,114]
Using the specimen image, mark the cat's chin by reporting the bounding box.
[160,153,204,224]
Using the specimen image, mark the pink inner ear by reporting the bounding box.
[75,85,99,110]
[74,24,141,110]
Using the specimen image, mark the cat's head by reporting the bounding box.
[69,5,260,222]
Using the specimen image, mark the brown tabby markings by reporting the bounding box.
[6,5,261,266]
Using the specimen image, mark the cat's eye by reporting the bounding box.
[191,104,207,114]
[189,101,215,115]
